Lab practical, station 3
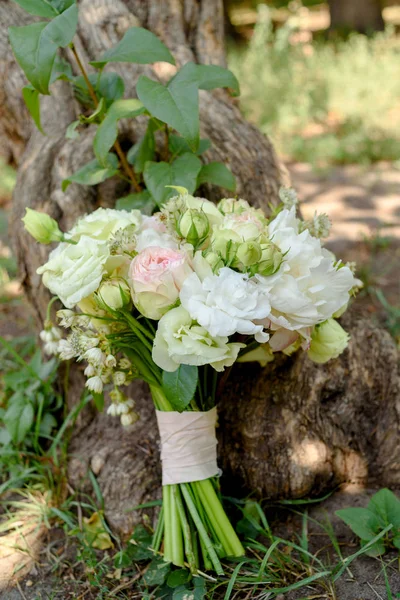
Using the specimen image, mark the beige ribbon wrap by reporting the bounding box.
[155,407,219,485]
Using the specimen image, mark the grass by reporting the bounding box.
[228,6,400,167]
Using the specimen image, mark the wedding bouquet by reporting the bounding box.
[24,186,359,574]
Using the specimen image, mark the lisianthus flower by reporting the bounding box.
[68,207,142,242]
[180,267,270,342]
[37,236,109,308]
[129,246,193,320]
[152,306,244,372]
[308,318,349,363]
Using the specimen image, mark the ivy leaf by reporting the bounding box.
[65,120,80,139]
[127,120,161,173]
[91,27,175,68]
[197,162,236,192]
[143,153,202,206]
[143,557,171,586]
[62,154,119,191]
[167,569,191,588]
[169,62,240,96]
[93,99,145,165]
[368,489,400,529]
[116,191,155,214]
[50,55,74,85]
[162,365,198,412]
[22,86,43,133]
[336,508,382,541]
[4,395,35,444]
[9,3,78,94]
[137,75,199,151]
[169,134,211,158]
[12,0,75,17]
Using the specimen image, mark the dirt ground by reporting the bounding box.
[1,162,399,598]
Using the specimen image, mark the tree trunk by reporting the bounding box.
[1,0,399,537]
[328,0,385,34]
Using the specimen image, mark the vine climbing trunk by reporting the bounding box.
[1,0,399,537]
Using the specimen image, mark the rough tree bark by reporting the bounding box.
[328,0,385,34]
[1,0,399,537]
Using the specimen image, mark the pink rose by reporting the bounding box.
[129,247,193,319]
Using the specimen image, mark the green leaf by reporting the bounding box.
[92,392,104,412]
[22,86,43,133]
[169,62,240,96]
[12,0,74,17]
[65,120,80,139]
[197,162,236,192]
[137,75,199,151]
[143,556,171,586]
[336,507,382,541]
[169,134,211,157]
[368,488,400,529]
[143,153,202,206]
[360,538,386,557]
[116,191,155,215]
[50,55,74,84]
[97,72,125,107]
[173,578,206,600]
[167,569,191,588]
[127,120,160,173]
[79,98,106,125]
[162,365,198,412]
[4,396,35,444]
[128,525,154,561]
[91,27,175,68]
[9,4,78,94]
[62,154,119,191]
[93,99,145,165]
[39,412,57,437]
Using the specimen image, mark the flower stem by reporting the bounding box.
[174,485,197,573]
[196,479,245,557]
[180,483,224,575]
[163,486,172,562]
[151,505,164,553]
[170,485,184,566]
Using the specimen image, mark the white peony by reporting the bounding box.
[68,207,142,241]
[180,267,271,342]
[37,236,110,308]
[152,306,244,372]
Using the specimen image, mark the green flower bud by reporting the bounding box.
[210,229,238,262]
[257,242,283,276]
[236,241,262,267]
[308,319,349,364]
[204,251,224,272]
[177,208,210,247]
[98,279,130,310]
[22,208,63,244]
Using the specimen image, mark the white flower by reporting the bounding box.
[180,268,271,342]
[68,207,142,242]
[120,412,139,426]
[118,357,131,370]
[57,309,76,328]
[84,347,104,366]
[85,376,103,394]
[107,403,118,417]
[135,228,178,253]
[278,186,298,209]
[113,371,126,386]
[104,354,117,368]
[84,364,96,377]
[152,306,245,372]
[57,339,76,360]
[37,236,110,308]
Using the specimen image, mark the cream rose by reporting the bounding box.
[37,236,109,308]
[152,306,244,372]
[129,246,193,320]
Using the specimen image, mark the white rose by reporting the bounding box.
[180,267,271,342]
[68,207,142,241]
[37,236,109,308]
[152,306,244,372]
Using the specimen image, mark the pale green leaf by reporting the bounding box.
[22,86,43,133]
[116,191,155,214]
[197,162,236,191]
[143,153,202,206]
[336,507,382,541]
[12,0,74,17]
[9,4,78,94]
[91,27,175,68]
[65,120,80,139]
[62,154,119,191]
[93,99,145,165]
[4,397,35,444]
